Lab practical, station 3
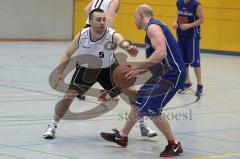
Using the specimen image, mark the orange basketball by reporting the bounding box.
[113,65,136,88]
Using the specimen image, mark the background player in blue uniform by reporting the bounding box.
[100,4,186,157]
[173,0,204,96]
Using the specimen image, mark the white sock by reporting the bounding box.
[139,117,147,127]
[119,130,127,137]
[51,119,58,127]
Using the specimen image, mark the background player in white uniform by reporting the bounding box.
[85,0,119,28]
[81,0,158,137]
[43,8,139,139]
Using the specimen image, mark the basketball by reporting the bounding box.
[112,65,136,88]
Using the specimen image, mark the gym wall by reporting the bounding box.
[74,0,240,53]
[0,0,74,40]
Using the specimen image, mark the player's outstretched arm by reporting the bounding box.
[112,32,138,57]
[53,33,80,89]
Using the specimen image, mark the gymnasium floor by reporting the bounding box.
[0,41,240,159]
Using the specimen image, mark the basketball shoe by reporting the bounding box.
[178,82,192,94]
[160,142,183,157]
[100,129,128,147]
[140,126,158,137]
[196,84,204,96]
[43,124,57,139]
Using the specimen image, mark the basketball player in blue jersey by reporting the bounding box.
[80,0,158,137]
[100,4,185,157]
[173,0,204,96]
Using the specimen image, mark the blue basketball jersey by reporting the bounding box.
[176,0,201,38]
[132,18,186,115]
[145,18,185,87]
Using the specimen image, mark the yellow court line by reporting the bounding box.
[193,153,240,159]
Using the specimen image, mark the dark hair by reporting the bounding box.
[89,8,104,20]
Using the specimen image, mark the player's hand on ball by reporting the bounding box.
[113,65,136,88]
[125,70,136,80]
[125,66,146,80]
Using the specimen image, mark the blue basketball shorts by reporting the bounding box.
[133,72,186,117]
[178,37,201,67]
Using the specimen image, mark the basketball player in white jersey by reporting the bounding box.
[43,8,140,139]
[76,0,119,100]
[78,0,158,137]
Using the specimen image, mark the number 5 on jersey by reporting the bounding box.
[99,52,104,58]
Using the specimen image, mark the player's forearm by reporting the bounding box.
[189,18,204,28]
[84,1,93,19]
[135,50,166,70]
[56,53,71,77]
[107,17,114,28]
[56,33,78,77]
[134,60,155,71]
[119,40,131,50]
[84,6,91,19]
[174,16,178,24]
[84,9,89,19]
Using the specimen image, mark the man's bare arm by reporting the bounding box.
[113,32,138,57]
[134,24,167,70]
[84,0,94,18]
[106,0,120,28]
[56,33,80,79]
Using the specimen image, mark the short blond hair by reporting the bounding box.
[136,4,153,17]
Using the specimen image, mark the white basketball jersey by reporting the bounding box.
[77,27,116,68]
[86,0,112,24]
